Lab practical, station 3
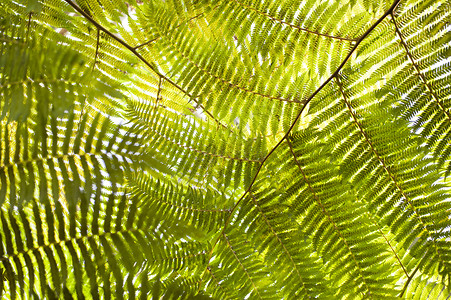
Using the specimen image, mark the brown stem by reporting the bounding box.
[92,29,100,71]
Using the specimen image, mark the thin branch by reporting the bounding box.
[398,251,428,298]
[204,266,228,295]
[141,8,304,104]
[365,211,409,278]
[63,0,166,81]
[133,36,159,50]
[92,28,100,71]
[26,13,32,42]
[154,76,162,109]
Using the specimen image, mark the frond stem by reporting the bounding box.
[398,251,428,297]
[365,211,409,278]
[92,28,100,70]
[222,233,262,299]
[154,76,162,109]
[205,266,228,295]
[26,12,32,42]
[133,37,159,50]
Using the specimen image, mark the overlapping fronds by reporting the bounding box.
[128,172,231,233]
[126,100,267,192]
[0,0,450,298]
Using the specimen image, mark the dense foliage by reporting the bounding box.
[0,0,450,298]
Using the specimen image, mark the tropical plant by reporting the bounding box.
[0,0,450,298]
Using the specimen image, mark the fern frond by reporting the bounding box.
[128,172,230,233]
[0,190,192,298]
[127,100,267,192]
[1,0,450,298]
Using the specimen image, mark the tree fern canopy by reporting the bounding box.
[0,0,450,298]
